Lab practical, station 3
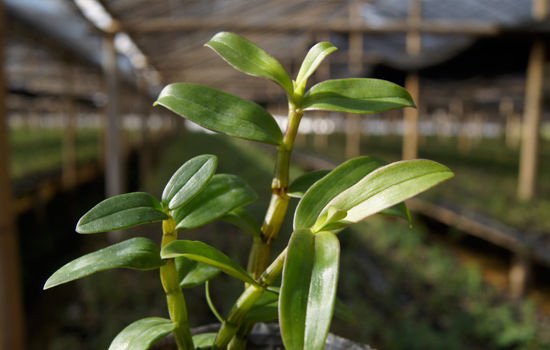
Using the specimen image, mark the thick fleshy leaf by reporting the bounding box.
[108,317,174,350]
[288,170,330,198]
[294,157,384,230]
[44,238,163,289]
[162,154,217,210]
[279,230,340,350]
[314,159,453,231]
[206,32,293,96]
[76,192,167,234]
[221,207,261,238]
[193,333,217,349]
[155,83,282,145]
[303,78,415,114]
[175,257,220,288]
[162,240,257,285]
[173,174,257,230]
[295,42,337,90]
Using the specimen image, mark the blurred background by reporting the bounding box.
[1,0,550,349]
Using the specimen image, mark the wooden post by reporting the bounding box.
[349,1,364,75]
[518,0,546,201]
[103,33,123,198]
[345,114,362,158]
[509,252,531,299]
[0,2,26,348]
[402,0,422,160]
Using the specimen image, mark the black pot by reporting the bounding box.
[153,323,373,349]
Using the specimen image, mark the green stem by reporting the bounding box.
[160,218,194,350]
[215,249,287,348]
[247,103,303,277]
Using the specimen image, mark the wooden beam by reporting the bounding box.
[126,17,500,36]
[0,1,25,349]
[518,0,547,201]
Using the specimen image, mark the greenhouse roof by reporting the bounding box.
[5,0,548,101]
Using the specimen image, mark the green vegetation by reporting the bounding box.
[306,134,550,233]
[9,126,100,180]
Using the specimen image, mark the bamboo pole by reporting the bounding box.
[0,2,26,348]
[402,0,422,160]
[518,0,547,201]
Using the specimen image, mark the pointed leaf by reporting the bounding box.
[155,83,282,145]
[193,333,217,349]
[288,170,330,198]
[280,230,340,350]
[76,192,167,234]
[162,240,258,286]
[108,317,174,350]
[315,159,453,230]
[175,257,220,288]
[294,157,384,230]
[44,238,163,289]
[222,207,261,238]
[162,154,217,210]
[174,174,257,230]
[303,78,415,114]
[206,32,293,96]
[296,42,337,90]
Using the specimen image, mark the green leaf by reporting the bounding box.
[162,240,257,286]
[173,174,257,230]
[280,230,340,350]
[162,154,217,210]
[221,207,261,237]
[314,159,453,231]
[294,157,384,230]
[155,83,282,145]
[175,257,220,288]
[245,289,280,322]
[303,78,415,114]
[295,42,337,90]
[380,202,412,223]
[44,238,163,289]
[76,192,168,234]
[108,317,174,350]
[206,32,293,96]
[193,333,217,349]
[288,170,330,198]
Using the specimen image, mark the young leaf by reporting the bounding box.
[44,238,163,289]
[303,78,415,114]
[162,154,217,210]
[175,257,220,288]
[162,240,258,286]
[173,174,257,230]
[193,333,217,349]
[108,317,174,350]
[295,42,337,91]
[294,157,384,230]
[155,83,282,145]
[279,230,340,350]
[314,159,453,231]
[206,32,294,96]
[288,169,330,198]
[76,192,168,234]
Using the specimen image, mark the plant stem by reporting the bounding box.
[160,218,194,350]
[215,249,287,348]
[247,102,303,278]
